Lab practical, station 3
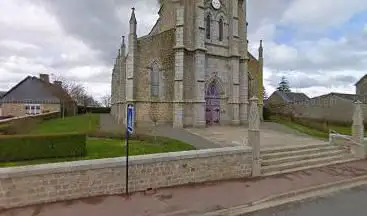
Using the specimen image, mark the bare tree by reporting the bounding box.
[149,103,160,143]
[52,74,99,108]
[101,94,111,107]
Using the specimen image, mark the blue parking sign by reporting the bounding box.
[127,104,134,134]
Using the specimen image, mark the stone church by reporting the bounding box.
[111,0,264,128]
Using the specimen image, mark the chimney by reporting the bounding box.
[39,74,50,83]
[54,81,63,88]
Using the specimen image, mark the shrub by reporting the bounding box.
[88,129,172,143]
[263,106,272,120]
[78,106,111,114]
[3,118,41,135]
[0,133,86,162]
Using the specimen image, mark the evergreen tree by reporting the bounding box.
[263,87,268,100]
[277,76,291,92]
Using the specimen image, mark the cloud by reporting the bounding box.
[1,0,367,101]
[281,0,367,30]
[33,0,159,62]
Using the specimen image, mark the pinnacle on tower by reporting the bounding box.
[121,36,125,47]
[120,35,126,56]
[259,40,263,58]
[129,7,137,24]
[129,8,137,34]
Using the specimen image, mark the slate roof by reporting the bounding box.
[355,74,367,86]
[0,76,75,104]
[329,92,367,103]
[273,91,310,103]
[0,91,6,98]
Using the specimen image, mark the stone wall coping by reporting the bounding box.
[0,146,251,179]
[330,133,350,138]
[0,111,59,124]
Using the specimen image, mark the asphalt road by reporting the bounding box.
[245,185,367,216]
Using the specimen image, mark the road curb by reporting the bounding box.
[198,174,367,216]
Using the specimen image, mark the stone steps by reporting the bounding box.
[261,144,358,176]
[262,145,340,160]
[262,149,347,166]
[261,143,332,154]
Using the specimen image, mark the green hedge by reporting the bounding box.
[88,130,160,141]
[78,106,111,114]
[0,133,86,162]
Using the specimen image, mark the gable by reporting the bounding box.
[355,74,367,86]
[1,77,60,104]
[0,91,6,98]
[248,53,259,78]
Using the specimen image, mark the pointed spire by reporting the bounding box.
[129,8,137,34]
[120,36,126,57]
[121,36,125,47]
[121,36,126,49]
[258,40,263,58]
[129,7,137,24]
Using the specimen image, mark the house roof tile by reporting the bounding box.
[275,91,310,103]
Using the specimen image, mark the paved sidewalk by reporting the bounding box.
[3,161,367,216]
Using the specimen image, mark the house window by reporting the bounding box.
[218,18,223,41]
[25,104,41,115]
[151,62,160,97]
[206,14,211,39]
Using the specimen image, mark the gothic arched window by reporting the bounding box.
[218,18,223,41]
[151,62,159,97]
[206,14,211,39]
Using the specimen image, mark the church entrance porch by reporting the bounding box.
[205,81,220,126]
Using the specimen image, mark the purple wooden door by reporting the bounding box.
[205,83,220,125]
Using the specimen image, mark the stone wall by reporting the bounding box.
[285,95,367,123]
[356,77,367,95]
[0,147,252,209]
[134,29,175,126]
[1,103,25,117]
[1,103,60,118]
[155,0,176,34]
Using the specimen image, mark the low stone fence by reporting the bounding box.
[329,133,367,159]
[0,111,60,126]
[329,133,352,151]
[0,147,252,209]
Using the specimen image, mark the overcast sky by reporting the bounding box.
[0,0,366,101]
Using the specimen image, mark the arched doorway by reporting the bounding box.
[205,81,221,125]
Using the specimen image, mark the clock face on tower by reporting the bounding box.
[211,0,221,10]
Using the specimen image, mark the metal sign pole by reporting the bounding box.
[125,103,134,197]
[125,124,129,196]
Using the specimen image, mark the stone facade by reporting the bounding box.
[111,0,264,128]
[1,103,60,117]
[0,147,252,209]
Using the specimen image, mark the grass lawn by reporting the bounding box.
[270,116,366,139]
[0,137,195,168]
[0,113,196,168]
[30,113,100,134]
[270,117,329,139]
